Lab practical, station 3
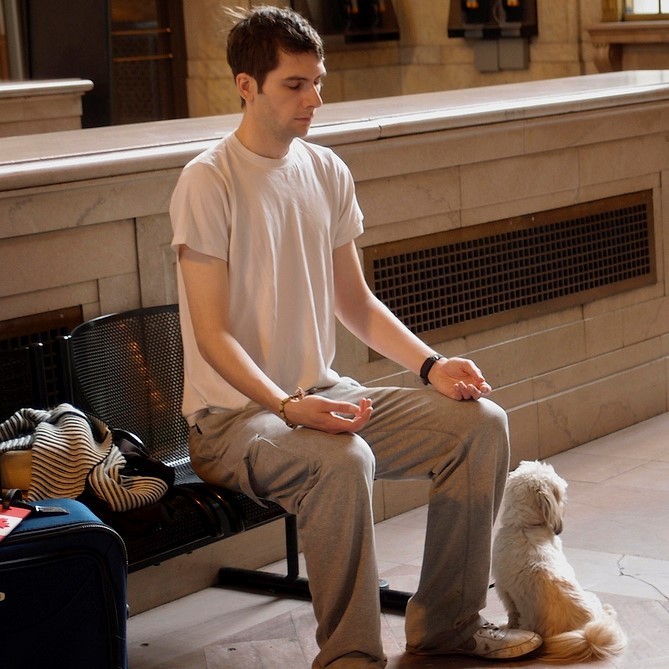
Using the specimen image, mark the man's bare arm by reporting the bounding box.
[333,241,491,400]
[178,244,372,430]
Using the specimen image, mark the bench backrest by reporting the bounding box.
[66,304,196,484]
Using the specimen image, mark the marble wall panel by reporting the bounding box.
[475,321,586,389]
[359,211,461,247]
[128,519,288,614]
[522,103,669,155]
[338,123,526,182]
[532,43,582,65]
[327,45,401,71]
[0,281,98,322]
[533,338,662,401]
[582,278,664,321]
[0,118,80,137]
[382,480,431,520]
[0,221,136,300]
[0,94,81,123]
[460,148,580,210]
[459,190,583,230]
[493,377,534,412]
[340,65,403,102]
[0,172,178,239]
[438,43,475,67]
[579,176,662,217]
[622,296,669,347]
[549,0,580,43]
[394,0,450,46]
[537,360,667,458]
[400,65,460,97]
[663,169,669,280]
[464,306,583,356]
[579,134,669,188]
[321,70,345,104]
[182,0,239,62]
[506,401,541,466]
[400,46,442,66]
[136,213,178,307]
[355,166,461,230]
[623,46,669,71]
[98,273,141,317]
[188,75,240,118]
[584,310,625,358]
[0,91,85,138]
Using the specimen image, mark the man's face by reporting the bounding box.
[243,49,326,147]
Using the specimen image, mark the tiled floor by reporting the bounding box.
[127,412,669,668]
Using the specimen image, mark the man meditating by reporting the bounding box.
[170,5,541,668]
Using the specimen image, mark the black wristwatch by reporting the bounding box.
[420,354,443,385]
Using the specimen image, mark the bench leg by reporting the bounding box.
[217,516,412,612]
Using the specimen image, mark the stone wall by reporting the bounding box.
[182,0,605,117]
[0,79,91,137]
[1,71,668,612]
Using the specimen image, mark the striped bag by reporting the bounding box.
[0,404,168,512]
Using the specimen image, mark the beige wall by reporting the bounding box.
[0,80,92,137]
[183,0,606,117]
[1,72,667,611]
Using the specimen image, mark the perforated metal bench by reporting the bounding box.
[60,304,411,610]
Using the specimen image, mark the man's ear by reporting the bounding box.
[236,73,256,104]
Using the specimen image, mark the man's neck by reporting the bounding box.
[235,121,292,160]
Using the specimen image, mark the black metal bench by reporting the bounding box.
[59,304,411,610]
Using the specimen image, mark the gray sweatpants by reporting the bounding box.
[189,378,510,668]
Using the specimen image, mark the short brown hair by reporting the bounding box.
[227,5,325,96]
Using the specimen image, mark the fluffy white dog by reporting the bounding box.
[492,460,627,662]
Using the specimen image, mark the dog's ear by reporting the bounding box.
[536,484,564,535]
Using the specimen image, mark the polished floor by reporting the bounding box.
[128,412,669,668]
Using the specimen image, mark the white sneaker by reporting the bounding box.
[451,623,542,660]
[407,622,542,660]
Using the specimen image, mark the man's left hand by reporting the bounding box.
[428,356,492,401]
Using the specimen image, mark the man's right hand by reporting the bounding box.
[282,395,373,434]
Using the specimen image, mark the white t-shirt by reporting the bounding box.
[170,133,364,420]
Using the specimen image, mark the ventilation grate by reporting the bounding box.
[0,306,83,407]
[364,191,655,347]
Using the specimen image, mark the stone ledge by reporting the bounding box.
[0,78,94,98]
[588,21,669,72]
[0,79,93,138]
[2,71,669,190]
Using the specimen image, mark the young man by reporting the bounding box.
[170,6,541,668]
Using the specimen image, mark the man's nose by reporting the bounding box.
[307,85,323,108]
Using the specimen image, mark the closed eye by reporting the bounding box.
[285,77,324,92]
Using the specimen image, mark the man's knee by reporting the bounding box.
[467,398,510,467]
[318,435,376,485]
[479,398,509,438]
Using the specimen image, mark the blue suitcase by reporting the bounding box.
[0,497,128,669]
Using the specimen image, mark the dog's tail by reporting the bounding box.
[540,606,627,663]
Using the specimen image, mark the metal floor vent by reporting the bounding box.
[364,190,655,348]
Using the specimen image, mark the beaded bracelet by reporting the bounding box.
[279,387,305,429]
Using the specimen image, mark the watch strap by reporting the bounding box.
[420,354,443,385]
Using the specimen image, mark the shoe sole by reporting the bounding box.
[408,634,542,660]
[453,635,543,660]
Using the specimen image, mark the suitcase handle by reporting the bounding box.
[2,488,69,515]
[2,488,24,510]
